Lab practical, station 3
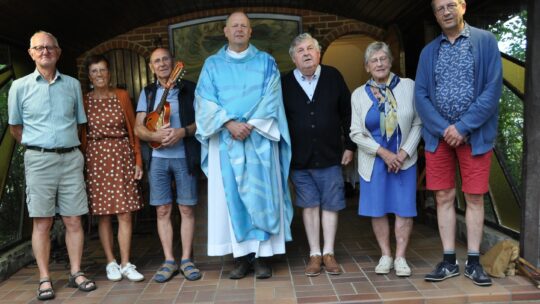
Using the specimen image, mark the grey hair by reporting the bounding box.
[149,47,172,61]
[29,30,59,48]
[431,0,465,10]
[364,41,393,65]
[288,33,321,59]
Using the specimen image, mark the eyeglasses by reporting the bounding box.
[434,2,460,15]
[368,56,389,64]
[30,45,58,53]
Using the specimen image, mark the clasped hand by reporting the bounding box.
[154,122,183,147]
[378,148,408,173]
[225,120,253,141]
[443,125,464,147]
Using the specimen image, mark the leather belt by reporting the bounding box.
[26,146,78,154]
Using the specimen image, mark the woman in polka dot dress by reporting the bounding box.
[80,55,144,282]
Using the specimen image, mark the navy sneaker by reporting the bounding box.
[424,260,460,282]
[464,261,492,286]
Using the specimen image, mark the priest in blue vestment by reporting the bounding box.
[195,11,293,280]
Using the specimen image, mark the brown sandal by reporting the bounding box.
[37,277,55,301]
[67,271,97,292]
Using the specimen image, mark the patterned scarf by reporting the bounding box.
[366,72,400,140]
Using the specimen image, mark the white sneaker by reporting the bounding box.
[106,261,122,281]
[121,262,145,281]
[375,256,393,274]
[394,257,412,277]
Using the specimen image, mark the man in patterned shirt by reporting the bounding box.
[415,0,502,286]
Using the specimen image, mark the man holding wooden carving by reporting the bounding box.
[134,47,201,282]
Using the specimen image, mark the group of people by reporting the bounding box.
[7,0,502,301]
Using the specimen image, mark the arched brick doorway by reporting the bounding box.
[321,34,376,92]
[103,49,153,101]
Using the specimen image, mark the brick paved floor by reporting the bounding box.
[1,188,539,303]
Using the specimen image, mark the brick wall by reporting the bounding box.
[76,7,385,83]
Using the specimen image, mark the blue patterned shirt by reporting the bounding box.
[434,24,474,124]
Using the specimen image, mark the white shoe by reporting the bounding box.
[106,261,122,281]
[121,262,145,282]
[394,257,412,277]
[375,256,393,274]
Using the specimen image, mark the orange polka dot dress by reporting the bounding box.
[85,94,142,215]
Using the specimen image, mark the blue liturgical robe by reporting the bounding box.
[195,45,293,251]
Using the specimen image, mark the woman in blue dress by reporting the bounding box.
[350,41,422,277]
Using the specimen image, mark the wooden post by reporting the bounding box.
[521,0,540,268]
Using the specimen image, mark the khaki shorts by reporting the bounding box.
[24,149,88,217]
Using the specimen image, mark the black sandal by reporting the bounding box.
[37,277,55,301]
[67,271,97,292]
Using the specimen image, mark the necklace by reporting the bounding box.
[90,90,114,100]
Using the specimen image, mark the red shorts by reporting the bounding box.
[425,141,492,194]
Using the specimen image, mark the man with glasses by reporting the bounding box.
[281,33,355,277]
[8,31,96,301]
[134,47,201,282]
[415,0,502,286]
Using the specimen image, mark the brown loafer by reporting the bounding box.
[323,254,342,275]
[305,255,322,277]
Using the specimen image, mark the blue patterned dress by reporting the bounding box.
[358,88,417,217]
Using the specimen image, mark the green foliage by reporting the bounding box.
[0,144,25,248]
[489,10,527,61]
[0,80,11,139]
[496,87,523,194]
[0,78,24,249]
[488,10,527,196]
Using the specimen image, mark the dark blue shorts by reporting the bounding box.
[148,157,197,206]
[290,165,345,211]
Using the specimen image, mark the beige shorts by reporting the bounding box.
[24,149,88,217]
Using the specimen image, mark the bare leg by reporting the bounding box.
[321,210,338,254]
[178,205,195,260]
[62,216,93,287]
[117,212,132,266]
[33,217,54,290]
[302,207,321,255]
[371,216,391,257]
[434,189,457,252]
[98,215,115,263]
[394,215,413,258]
[155,204,174,261]
[463,193,484,253]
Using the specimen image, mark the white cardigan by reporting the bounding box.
[350,78,422,182]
